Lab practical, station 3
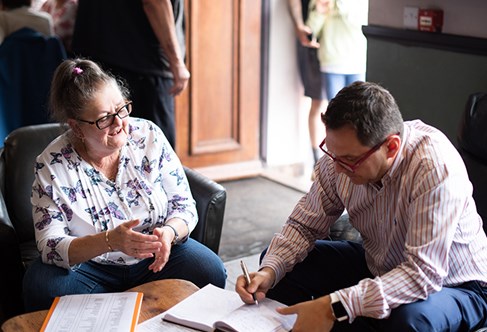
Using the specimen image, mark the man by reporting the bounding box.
[72,0,188,148]
[236,81,487,331]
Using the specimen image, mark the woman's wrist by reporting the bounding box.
[105,230,113,251]
[163,224,179,245]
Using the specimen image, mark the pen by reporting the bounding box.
[240,260,258,305]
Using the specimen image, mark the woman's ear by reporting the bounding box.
[68,119,84,139]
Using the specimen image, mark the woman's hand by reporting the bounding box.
[147,225,176,272]
[110,219,162,258]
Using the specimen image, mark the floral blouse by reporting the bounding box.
[31,118,197,269]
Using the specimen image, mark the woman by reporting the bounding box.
[23,58,226,311]
[306,0,368,99]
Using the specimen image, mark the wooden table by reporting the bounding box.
[1,279,199,332]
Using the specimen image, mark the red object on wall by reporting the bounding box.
[418,9,443,32]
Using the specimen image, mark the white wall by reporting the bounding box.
[265,0,313,168]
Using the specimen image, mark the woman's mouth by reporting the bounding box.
[109,128,123,136]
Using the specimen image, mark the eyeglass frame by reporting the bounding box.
[319,135,394,173]
[77,101,133,130]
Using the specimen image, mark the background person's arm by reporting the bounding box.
[142,0,190,95]
[288,0,319,48]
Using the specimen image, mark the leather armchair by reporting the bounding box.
[0,123,226,323]
[457,92,487,235]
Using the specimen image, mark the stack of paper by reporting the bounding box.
[40,292,143,332]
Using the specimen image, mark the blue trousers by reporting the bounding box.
[23,238,226,312]
[323,73,365,100]
[264,240,487,332]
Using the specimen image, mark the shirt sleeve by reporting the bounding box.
[31,153,75,269]
[261,158,345,284]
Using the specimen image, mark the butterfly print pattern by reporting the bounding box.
[50,152,63,165]
[135,156,156,175]
[34,162,45,174]
[85,168,103,186]
[32,183,53,199]
[31,118,197,269]
[61,180,87,203]
[46,237,63,263]
[169,169,184,186]
[34,207,63,230]
[60,203,74,222]
[61,145,80,170]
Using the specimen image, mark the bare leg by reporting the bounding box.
[309,98,327,164]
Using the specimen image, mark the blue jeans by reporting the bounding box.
[323,73,365,100]
[264,240,487,332]
[23,238,226,312]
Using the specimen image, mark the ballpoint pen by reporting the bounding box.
[240,260,258,305]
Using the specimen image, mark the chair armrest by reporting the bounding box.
[184,166,226,254]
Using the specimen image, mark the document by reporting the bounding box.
[163,284,296,332]
[40,292,143,332]
[138,313,196,332]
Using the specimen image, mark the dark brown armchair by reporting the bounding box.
[0,123,226,323]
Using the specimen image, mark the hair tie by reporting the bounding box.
[73,67,83,75]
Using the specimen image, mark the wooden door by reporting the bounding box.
[175,0,262,180]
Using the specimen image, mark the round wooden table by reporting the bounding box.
[1,279,199,332]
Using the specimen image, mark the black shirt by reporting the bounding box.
[72,0,185,77]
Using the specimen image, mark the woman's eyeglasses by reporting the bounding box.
[78,101,132,130]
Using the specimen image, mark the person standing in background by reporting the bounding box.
[306,0,367,100]
[72,0,189,148]
[40,0,78,55]
[0,0,53,44]
[287,0,327,168]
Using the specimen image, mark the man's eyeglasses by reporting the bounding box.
[319,137,388,173]
[78,101,132,130]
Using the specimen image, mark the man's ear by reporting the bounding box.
[386,135,401,159]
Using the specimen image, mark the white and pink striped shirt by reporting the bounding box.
[261,120,487,321]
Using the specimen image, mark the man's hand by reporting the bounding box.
[169,62,190,96]
[277,295,336,332]
[235,267,276,304]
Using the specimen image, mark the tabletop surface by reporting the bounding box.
[1,279,199,332]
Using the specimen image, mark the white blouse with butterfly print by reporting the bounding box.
[31,117,197,269]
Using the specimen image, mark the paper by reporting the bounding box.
[138,313,196,332]
[40,292,143,332]
[163,284,296,332]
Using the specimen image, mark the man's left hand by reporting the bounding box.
[276,295,336,332]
